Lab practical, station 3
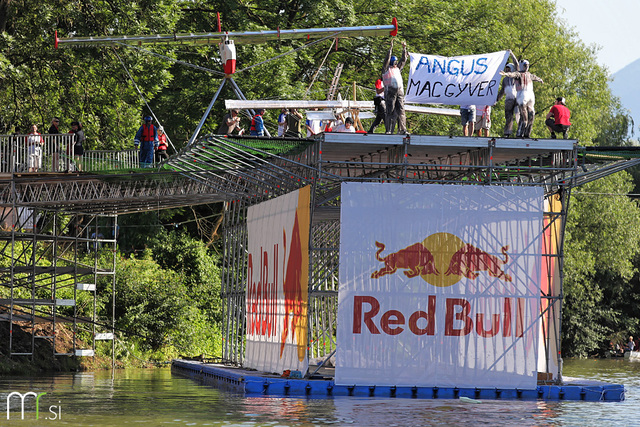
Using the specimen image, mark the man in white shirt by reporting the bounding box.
[306,108,323,137]
[382,39,408,134]
[277,109,287,137]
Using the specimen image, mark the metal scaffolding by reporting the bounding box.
[0,165,232,363]
[2,131,640,376]
[194,133,640,382]
[0,205,117,359]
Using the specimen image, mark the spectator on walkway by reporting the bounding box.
[334,117,356,133]
[501,59,544,138]
[497,63,519,137]
[284,109,303,138]
[155,127,169,163]
[134,116,157,168]
[306,108,323,138]
[48,117,61,171]
[474,105,492,137]
[27,124,44,172]
[69,121,85,171]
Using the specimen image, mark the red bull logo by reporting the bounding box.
[280,186,310,362]
[371,232,512,286]
[280,207,309,362]
[371,241,439,279]
[246,186,310,366]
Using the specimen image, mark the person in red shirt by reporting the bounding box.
[545,97,571,139]
[155,127,169,163]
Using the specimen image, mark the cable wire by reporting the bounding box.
[112,48,178,152]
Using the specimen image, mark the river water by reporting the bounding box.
[1,358,639,426]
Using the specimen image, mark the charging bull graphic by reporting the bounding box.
[445,243,512,282]
[371,232,512,285]
[371,241,439,279]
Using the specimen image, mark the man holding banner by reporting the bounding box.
[500,60,544,138]
[382,39,408,134]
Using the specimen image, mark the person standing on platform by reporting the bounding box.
[27,124,43,172]
[134,116,158,168]
[368,79,386,134]
[501,59,544,138]
[217,109,243,135]
[285,108,303,138]
[496,63,519,138]
[382,39,408,134]
[155,127,169,163]
[474,105,492,137]
[277,108,288,137]
[545,97,571,139]
[69,121,85,171]
[250,109,266,136]
[48,117,61,171]
[460,105,476,136]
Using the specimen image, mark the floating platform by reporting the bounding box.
[171,359,625,402]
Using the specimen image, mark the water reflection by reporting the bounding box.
[0,359,638,426]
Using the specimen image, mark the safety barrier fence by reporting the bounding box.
[0,134,141,172]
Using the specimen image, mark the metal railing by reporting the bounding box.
[0,134,141,173]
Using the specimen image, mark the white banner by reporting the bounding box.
[245,187,310,374]
[336,183,543,389]
[405,50,509,105]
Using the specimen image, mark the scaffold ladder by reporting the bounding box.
[327,63,343,101]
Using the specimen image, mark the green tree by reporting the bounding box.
[563,172,640,356]
[151,232,223,322]
[110,252,188,351]
[0,0,179,144]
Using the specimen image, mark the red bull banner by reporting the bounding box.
[245,186,310,374]
[337,183,543,389]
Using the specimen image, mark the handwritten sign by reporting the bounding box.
[406,51,509,106]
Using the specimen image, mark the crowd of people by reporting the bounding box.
[218,107,359,138]
[18,43,576,175]
[218,44,571,141]
[20,117,85,172]
[609,335,639,357]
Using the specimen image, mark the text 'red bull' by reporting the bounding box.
[353,295,525,337]
[247,246,278,338]
[371,241,439,279]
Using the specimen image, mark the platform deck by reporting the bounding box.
[171,359,625,402]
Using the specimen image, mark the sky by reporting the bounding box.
[554,0,640,74]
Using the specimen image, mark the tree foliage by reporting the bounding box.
[562,173,640,356]
[1,0,629,143]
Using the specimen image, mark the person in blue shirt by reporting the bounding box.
[277,108,288,137]
[134,116,158,167]
[250,109,266,136]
